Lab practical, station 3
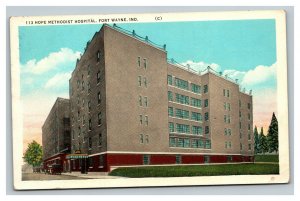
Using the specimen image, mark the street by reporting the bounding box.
[22,173,87,181]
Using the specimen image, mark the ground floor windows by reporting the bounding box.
[175,155,181,164]
[204,155,210,163]
[143,155,150,165]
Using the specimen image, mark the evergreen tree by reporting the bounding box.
[254,126,260,154]
[267,112,279,153]
[259,127,268,154]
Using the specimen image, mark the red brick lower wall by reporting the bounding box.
[68,153,255,172]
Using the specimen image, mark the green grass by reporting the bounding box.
[109,163,279,178]
[254,155,279,162]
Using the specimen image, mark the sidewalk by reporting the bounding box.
[61,172,124,179]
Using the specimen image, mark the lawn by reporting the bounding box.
[254,155,279,162]
[109,163,279,178]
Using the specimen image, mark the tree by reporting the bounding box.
[254,126,260,154]
[259,127,268,154]
[24,140,43,167]
[267,112,279,153]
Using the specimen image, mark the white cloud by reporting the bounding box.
[22,48,81,74]
[241,62,277,86]
[181,60,221,73]
[44,72,71,89]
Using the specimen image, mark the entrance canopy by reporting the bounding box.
[66,154,89,159]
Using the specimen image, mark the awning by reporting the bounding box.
[66,154,89,159]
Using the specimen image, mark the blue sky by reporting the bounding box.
[19,19,278,147]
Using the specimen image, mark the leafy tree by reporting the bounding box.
[24,140,43,167]
[259,127,268,154]
[267,112,279,153]
[254,126,260,154]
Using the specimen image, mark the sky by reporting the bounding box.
[19,20,277,151]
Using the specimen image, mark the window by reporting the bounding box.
[224,102,227,110]
[77,96,80,104]
[184,138,190,148]
[169,122,174,132]
[223,89,226,96]
[227,90,230,97]
[191,139,198,148]
[248,124,251,130]
[204,112,209,121]
[87,65,91,76]
[169,137,176,147]
[82,81,85,91]
[176,155,181,164]
[175,93,189,105]
[175,108,189,119]
[77,80,80,89]
[145,115,148,126]
[168,107,174,117]
[88,137,92,149]
[204,99,209,107]
[82,99,85,107]
[190,98,201,108]
[205,126,209,134]
[228,129,231,136]
[143,155,150,165]
[138,76,142,86]
[203,85,208,93]
[145,135,149,144]
[239,122,242,129]
[227,103,230,111]
[88,157,93,167]
[98,112,102,125]
[139,95,142,106]
[143,58,147,69]
[97,50,100,62]
[138,57,141,67]
[72,130,75,140]
[228,141,232,148]
[143,77,147,87]
[248,103,251,109]
[176,124,190,134]
[139,115,143,124]
[240,132,242,139]
[79,142,81,150]
[97,71,101,84]
[99,155,104,166]
[144,97,148,107]
[239,111,242,118]
[87,82,91,93]
[78,110,80,120]
[167,75,172,85]
[88,119,92,131]
[82,115,85,125]
[204,156,210,163]
[205,140,211,149]
[88,101,91,112]
[227,156,233,162]
[168,91,173,101]
[248,113,251,120]
[191,112,202,121]
[248,132,251,140]
[227,115,231,124]
[239,100,241,107]
[175,78,189,90]
[198,140,204,148]
[97,92,101,104]
[192,126,202,135]
[240,143,243,150]
[191,83,201,94]
[139,134,144,143]
[248,144,252,151]
[98,133,102,147]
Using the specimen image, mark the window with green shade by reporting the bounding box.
[175,108,189,119]
[192,126,202,135]
[191,83,201,94]
[204,112,209,121]
[175,77,189,90]
[205,140,211,149]
[224,128,227,135]
[175,93,189,105]
[143,155,150,165]
[177,138,184,147]
[191,139,198,148]
[176,124,190,134]
[169,137,176,147]
[169,122,174,132]
[168,91,173,101]
[168,107,174,117]
[204,99,209,107]
[190,98,201,108]
[175,155,181,164]
[191,112,202,121]
[184,138,190,148]
[205,126,209,134]
[167,75,173,85]
[198,140,204,148]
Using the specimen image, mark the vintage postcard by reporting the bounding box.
[10,10,289,190]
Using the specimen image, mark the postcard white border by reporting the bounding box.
[10,10,289,190]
